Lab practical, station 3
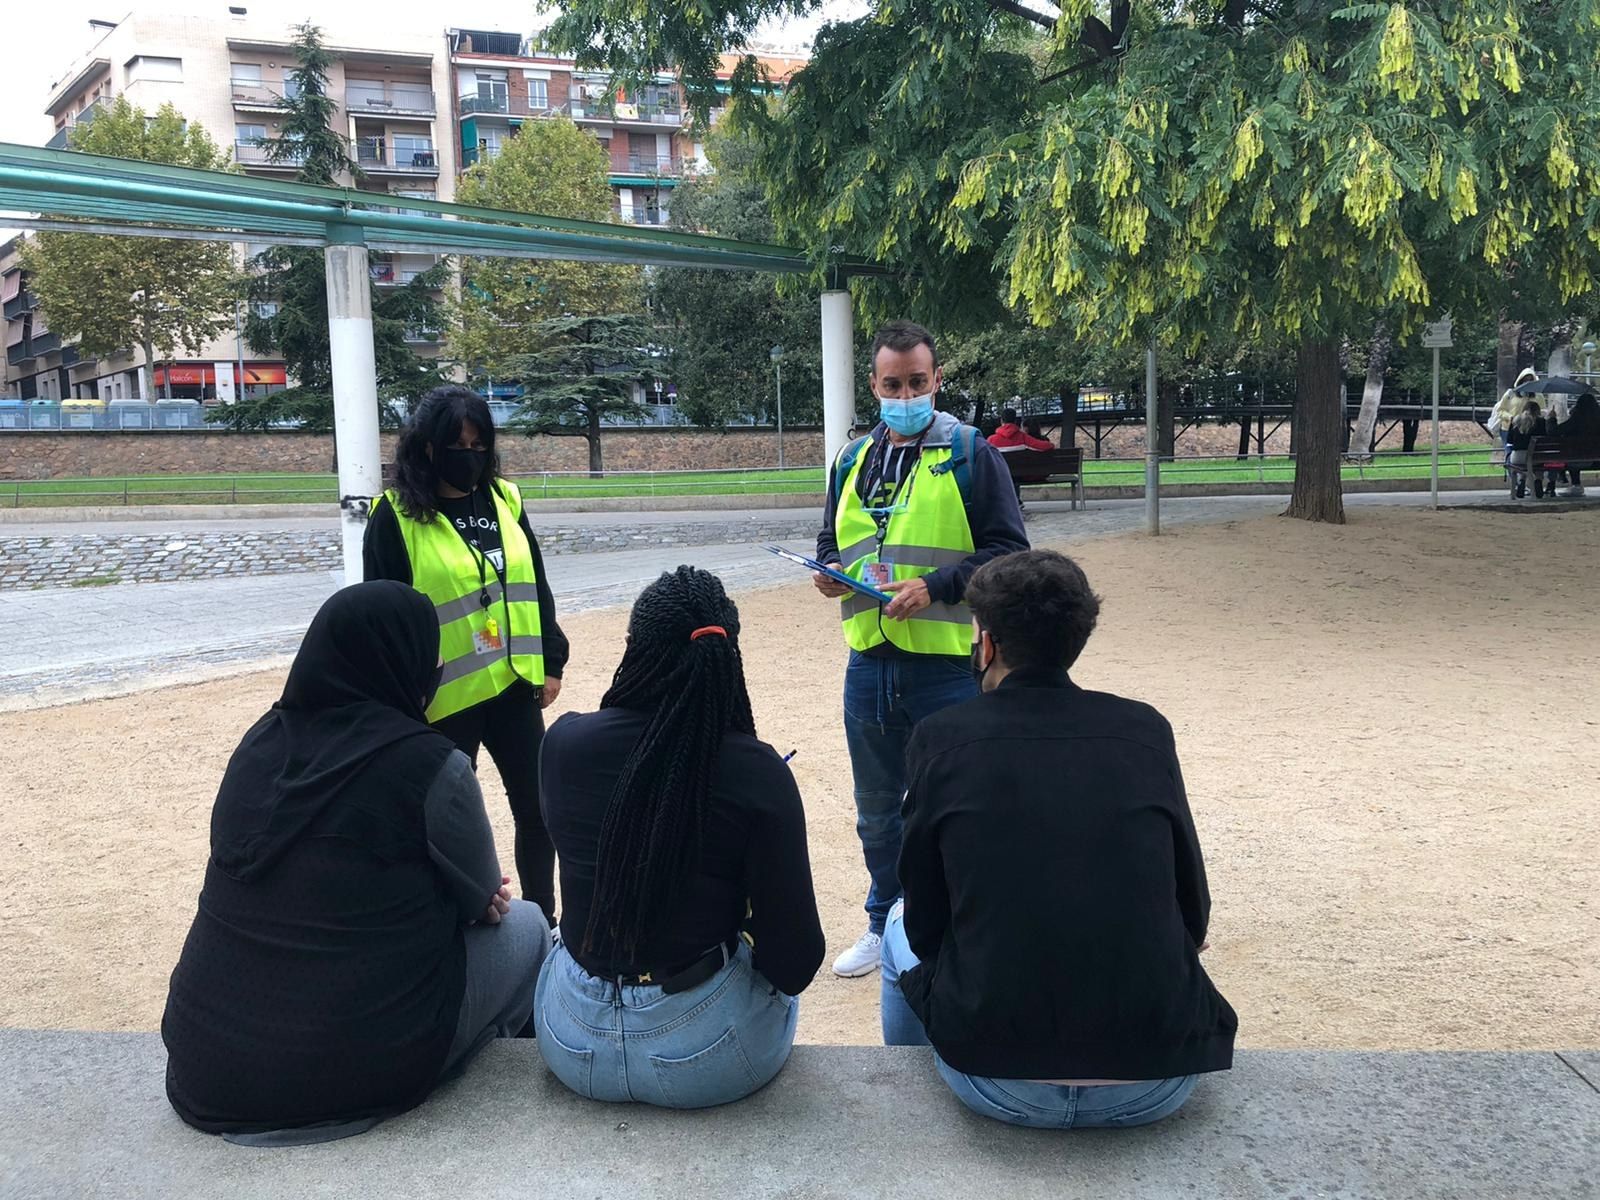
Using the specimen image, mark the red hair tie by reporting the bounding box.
[690,625,727,641]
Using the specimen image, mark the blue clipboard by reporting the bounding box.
[764,545,893,604]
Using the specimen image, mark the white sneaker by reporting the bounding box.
[1562,486,1585,498]
[833,930,883,978]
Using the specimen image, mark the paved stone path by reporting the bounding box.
[0,490,1526,710]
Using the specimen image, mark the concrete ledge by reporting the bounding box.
[1,1031,1596,1199]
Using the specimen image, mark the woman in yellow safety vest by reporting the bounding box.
[364,386,569,923]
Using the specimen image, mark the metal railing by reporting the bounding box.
[613,207,670,226]
[234,141,305,167]
[569,100,684,126]
[355,138,439,172]
[230,77,302,107]
[620,153,683,176]
[346,83,435,116]
[0,450,1514,509]
[0,402,209,431]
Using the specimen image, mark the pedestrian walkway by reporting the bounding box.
[0,490,1529,710]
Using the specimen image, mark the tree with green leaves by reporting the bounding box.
[652,121,824,429]
[220,22,444,431]
[506,314,656,474]
[547,0,1600,523]
[450,119,642,374]
[21,100,240,400]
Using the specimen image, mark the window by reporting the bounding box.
[235,123,266,145]
[252,300,280,319]
[231,62,263,83]
[392,134,433,166]
[527,79,548,110]
[126,56,183,84]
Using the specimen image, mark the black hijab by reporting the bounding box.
[211,581,457,880]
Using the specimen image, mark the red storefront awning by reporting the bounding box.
[152,364,288,386]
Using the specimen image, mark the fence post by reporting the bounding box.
[123,478,130,506]
[232,477,239,503]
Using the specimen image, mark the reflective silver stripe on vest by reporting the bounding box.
[437,635,546,687]
[877,544,970,569]
[840,595,972,626]
[840,535,878,565]
[433,581,542,627]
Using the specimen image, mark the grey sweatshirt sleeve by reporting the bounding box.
[424,750,503,923]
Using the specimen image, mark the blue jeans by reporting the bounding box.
[842,650,977,934]
[534,939,799,1109]
[880,905,1198,1130]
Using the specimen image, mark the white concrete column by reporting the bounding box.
[324,236,382,586]
[820,289,856,477]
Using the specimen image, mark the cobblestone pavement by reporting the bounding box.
[0,490,1516,710]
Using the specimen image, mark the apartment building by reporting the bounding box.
[448,29,806,228]
[33,6,458,403]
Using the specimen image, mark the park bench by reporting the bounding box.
[1527,434,1600,489]
[1000,446,1085,511]
[3,1030,1595,1198]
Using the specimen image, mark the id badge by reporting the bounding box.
[865,560,893,588]
[473,615,505,656]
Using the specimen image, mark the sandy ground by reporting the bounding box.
[2,507,1597,1050]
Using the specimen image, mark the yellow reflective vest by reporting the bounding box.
[833,434,976,656]
[375,480,544,721]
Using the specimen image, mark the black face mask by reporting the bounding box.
[437,447,489,493]
[970,635,990,690]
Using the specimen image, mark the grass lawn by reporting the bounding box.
[0,448,1502,507]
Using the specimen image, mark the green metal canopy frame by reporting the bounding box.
[0,142,892,279]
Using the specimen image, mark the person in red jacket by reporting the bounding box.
[988,408,1054,506]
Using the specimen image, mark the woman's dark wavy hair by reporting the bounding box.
[391,385,501,522]
[583,566,757,959]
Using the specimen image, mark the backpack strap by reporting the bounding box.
[831,435,873,508]
[950,425,977,508]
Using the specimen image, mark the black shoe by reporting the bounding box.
[1516,485,1526,499]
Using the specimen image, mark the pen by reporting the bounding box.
[783,750,798,763]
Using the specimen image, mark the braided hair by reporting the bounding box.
[583,566,757,959]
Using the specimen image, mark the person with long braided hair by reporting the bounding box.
[535,566,824,1109]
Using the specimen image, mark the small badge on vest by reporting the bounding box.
[474,617,505,656]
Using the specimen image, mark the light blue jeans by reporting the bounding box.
[880,904,1198,1129]
[534,938,799,1109]
[842,651,978,934]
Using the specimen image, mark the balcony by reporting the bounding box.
[569,98,684,127]
[231,77,302,110]
[4,292,35,322]
[615,207,669,226]
[404,326,442,343]
[347,82,436,117]
[44,96,110,150]
[617,154,684,177]
[459,92,544,118]
[356,138,440,175]
[234,141,306,169]
[370,258,439,286]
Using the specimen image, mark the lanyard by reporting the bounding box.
[864,431,928,546]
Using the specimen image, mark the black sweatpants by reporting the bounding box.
[433,680,555,922]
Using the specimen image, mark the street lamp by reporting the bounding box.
[770,344,785,470]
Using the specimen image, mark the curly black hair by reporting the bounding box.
[391,385,501,522]
[966,550,1101,673]
[584,566,757,959]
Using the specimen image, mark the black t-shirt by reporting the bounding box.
[540,707,825,997]
[435,492,506,576]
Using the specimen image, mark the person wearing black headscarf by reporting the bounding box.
[161,581,551,1144]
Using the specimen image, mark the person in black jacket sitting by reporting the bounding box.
[880,549,1237,1129]
[536,566,825,1108]
[162,582,550,1144]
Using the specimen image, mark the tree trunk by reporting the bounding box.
[138,340,156,403]
[586,407,603,477]
[1236,413,1252,461]
[1496,319,1523,397]
[1401,419,1419,452]
[1058,384,1075,450]
[1284,336,1346,523]
[1347,323,1389,460]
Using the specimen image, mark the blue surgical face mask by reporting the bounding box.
[879,393,935,437]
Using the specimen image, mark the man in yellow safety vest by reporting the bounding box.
[813,320,1029,978]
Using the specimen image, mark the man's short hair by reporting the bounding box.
[967,550,1101,672]
[1001,407,1019,424]
[870,320,939,373]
